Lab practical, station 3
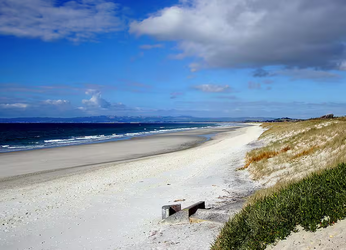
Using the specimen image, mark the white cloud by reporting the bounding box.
[85,89,100,96]
[193,84,231,93]
[0,103,28,108]
[43,99,70,105]
[0,0,123,42]
[82,89,111,108]
[0,90,135,117]
[130,0,346,70]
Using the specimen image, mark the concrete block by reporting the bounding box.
[162,209,190,224]
[190,200,245,224]
[184,201,205,217]
[162,204,181,219]
[162,201,205,224]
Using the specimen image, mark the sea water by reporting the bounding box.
[0,123,232,153]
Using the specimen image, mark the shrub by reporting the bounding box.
[212,163,346,250]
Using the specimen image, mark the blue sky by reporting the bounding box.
[1,0,346,118]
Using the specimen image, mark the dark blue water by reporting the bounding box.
[0,123,221,152]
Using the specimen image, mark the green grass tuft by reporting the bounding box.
[212,163,346,250]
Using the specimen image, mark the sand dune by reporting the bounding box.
[268,221,346,250]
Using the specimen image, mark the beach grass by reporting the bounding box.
[242,118,346,185]
[212,163,346,250]
[212,118,346,249]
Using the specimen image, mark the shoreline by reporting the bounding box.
[0,124,263,250]
[0,123,241,154]
[0,126,238,188]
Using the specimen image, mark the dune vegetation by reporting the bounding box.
[212,163,346,250]
[245,118,346,190]
[212,118,346,249]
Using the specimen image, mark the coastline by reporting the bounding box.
[0,122,228,154]
[0,126,238,185]
[0,124,263,250]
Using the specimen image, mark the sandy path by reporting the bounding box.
[0,125,263,250]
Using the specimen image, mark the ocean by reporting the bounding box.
[0,123,226,153]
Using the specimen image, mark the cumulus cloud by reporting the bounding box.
[0,103,28,108]
[193,84,231,93]
[130,0,346,70]
[139,44,164,50]
[0,90,129,117]
[82,89,111,108]
[0,100,83,117]
[82,89,128,112]
[0,0,123,42]
[43,99,70,105]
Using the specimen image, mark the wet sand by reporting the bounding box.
[0,127,237,185]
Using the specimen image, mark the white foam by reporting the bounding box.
[44,139,65,143]
[0,124,232,153]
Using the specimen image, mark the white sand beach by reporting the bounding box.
[0,125,263,250]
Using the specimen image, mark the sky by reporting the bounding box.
[1,0,346,118]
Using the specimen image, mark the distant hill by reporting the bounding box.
[264,117,304,122]
[262,114,337,123]
[0,115,277,123]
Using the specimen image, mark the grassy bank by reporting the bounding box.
[212,119,346,249]
[244,118,346,187]
[212,163,346,250]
